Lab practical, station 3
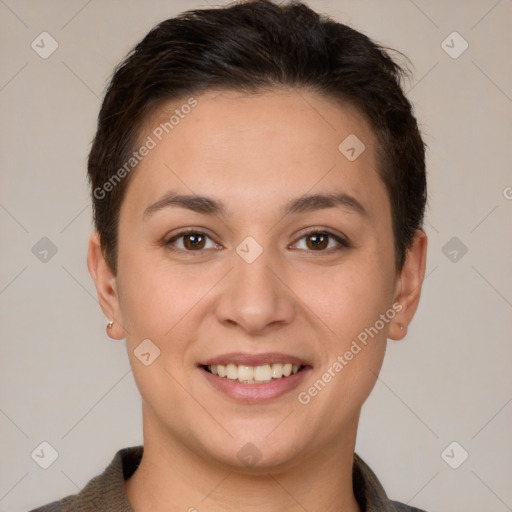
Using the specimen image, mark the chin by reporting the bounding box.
[189,422,310,472]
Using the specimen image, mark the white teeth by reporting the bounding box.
[272,363,283,379]
[207,362,302,384]
[226,363,237,380]
[254,364,272,383]
[237,365,254,382]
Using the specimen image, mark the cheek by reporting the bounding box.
[300,258,395,341]
[116,261,202,413]
[116,242,202,340]
[116,252,221,402]
[296,256,393,404]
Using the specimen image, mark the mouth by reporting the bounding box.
[199,353,311,402]
[203,363,304,384]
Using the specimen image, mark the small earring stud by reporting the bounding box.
[399,323,405,330]
[107,321,114,330]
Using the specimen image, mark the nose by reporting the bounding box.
[214,245,297,335]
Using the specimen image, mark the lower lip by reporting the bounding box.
[200,366,310,403]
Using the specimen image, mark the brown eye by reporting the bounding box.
[165,230,218,252]
[306,233,329,250]
[182,233,206,250]
[292,230,350,252]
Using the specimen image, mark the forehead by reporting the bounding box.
[123,88,389,221]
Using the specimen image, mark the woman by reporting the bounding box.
[31,0,428,510]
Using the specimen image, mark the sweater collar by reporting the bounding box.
[97,445,400,512]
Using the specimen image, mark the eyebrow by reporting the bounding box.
[143,190,368,219]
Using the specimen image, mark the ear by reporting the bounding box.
[388,229,428,341]
[87,231,125,340]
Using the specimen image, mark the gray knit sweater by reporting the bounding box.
[29,446,428,511]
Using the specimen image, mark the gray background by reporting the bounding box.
[1,1,511,511]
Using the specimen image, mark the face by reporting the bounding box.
[93,89,414,470]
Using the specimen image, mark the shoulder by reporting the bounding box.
[28,494,103,512]
[27,446,142,512]
[28,502,60,512]
[353,452,430,512]
[390,500,430,511]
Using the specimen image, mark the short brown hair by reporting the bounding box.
[88,0,427,275]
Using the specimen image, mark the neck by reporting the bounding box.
[125,405,362,512]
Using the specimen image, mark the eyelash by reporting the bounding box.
[163,228,350,254]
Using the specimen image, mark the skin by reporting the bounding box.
[88,88,427,512]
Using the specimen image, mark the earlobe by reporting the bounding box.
[389,229,428,341]
[87,231,124,340]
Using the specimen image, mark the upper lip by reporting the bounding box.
[200,352,309,367]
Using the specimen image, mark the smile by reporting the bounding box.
[200,352,310,402]
[205,363,303,384]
